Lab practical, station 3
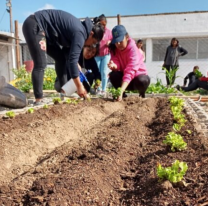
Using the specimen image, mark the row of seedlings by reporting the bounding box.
[156,97,189,184]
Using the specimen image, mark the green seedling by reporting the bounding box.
[194,70,203,78]
[186,130,192,134]
[108,87,122,99]
[169,97,184,107]
[5,111,15,118]
[173,123,182,132]
[65,98,72,104]
[53,97,61,104]
[43,104,49,109]
[157,160,188,183]
[28,108,34,113]
[163,132,187,152]
[162,66,180,87]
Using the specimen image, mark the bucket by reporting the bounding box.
[24,60,34,73]
[61,71,89,96]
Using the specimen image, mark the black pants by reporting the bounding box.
[109,71,150,98]
[181,79,208,92]
[22,15,67,99]
[164,65,177,86]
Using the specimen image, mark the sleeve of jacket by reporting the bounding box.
[122,47,142,83]
[179,46,188,56]
[65,32,85,79]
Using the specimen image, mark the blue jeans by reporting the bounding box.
[95,54,110,91]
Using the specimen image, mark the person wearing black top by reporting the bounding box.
[54,45,101,93]
[163,38,188,85]
[183,66,199,86]
[22,9,104,104]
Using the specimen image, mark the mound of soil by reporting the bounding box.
[0,97,207,206]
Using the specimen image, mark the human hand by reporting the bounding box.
[77,84,88,99]
[108,60,117,70]
[117,94,123,102]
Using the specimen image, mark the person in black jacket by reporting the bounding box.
[163,38,188,86]
[22,9,104,105]
[55,45,101,93]
[183,66,199,86]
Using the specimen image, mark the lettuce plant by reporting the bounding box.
[157,160,188,183]
[108,87,122,99]
[163,132,187,152]
[6,111,15,118]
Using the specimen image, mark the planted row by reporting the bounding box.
[156,97,189,184]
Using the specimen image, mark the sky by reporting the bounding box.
[0,0,208,32]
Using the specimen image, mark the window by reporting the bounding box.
[152,38,208,61]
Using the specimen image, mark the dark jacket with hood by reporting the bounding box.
[34,9,93,79]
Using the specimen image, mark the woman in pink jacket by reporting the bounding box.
[94,14,112,96]
[108,25,150,101]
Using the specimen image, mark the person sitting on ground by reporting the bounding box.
[22,9,104,105]
[183,66,199,87]
[177,75,208,92]
[55,45,101,93]
[108,25,150,101]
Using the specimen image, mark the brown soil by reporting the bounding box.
[0,97,208,206]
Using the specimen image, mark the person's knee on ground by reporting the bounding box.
[109,71,123,89]
[133,74,150,98]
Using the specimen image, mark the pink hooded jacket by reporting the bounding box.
[110,38,147,83]
[98,27,112,56]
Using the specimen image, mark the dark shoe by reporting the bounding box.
[176,85,180,91]
[123,92,128,98]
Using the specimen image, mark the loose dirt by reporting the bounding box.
[0,97,207,206]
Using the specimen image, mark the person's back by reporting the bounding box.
[183,66,199,86]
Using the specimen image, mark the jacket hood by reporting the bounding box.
[82,17,93,38]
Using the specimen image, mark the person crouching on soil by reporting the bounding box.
[55,44,101,93]
[108,25,150,101]
[22,9,104,105]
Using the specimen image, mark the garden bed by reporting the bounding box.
[0,97,207,206]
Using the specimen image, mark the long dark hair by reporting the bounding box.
[170,38,179,47]
[137,39,144,51]
[91,15,105,42]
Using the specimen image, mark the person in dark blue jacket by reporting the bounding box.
[22,9,104,104]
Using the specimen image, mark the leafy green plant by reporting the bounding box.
[162,66,180,87]
[194,70,203,78]
[65,98,72,104]
[108,87,122,99]
[5,111,15,118]
[53,97,61,104]
[27,108,34,114]
[11,67,56,92]
[169,97,184,108]
[146,78,177,94]
[163,132,187,152]
[43,104,49,109]
[173,123,182,131]
[157,160,188,183]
